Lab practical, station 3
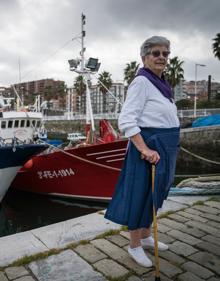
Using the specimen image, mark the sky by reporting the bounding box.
[0,0,220,88]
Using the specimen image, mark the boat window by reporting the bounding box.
[20,120,25,127]
[8,120,13,128]
[36,120,41,128]
[26,120,30,127]
[1,121,6,129]
[32,120,36,127]
[14,120,19,128]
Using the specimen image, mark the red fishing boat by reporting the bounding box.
[10,133,127,201]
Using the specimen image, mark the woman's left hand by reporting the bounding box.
[140,148,160,164]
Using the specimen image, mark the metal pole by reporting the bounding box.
[85,74,95,131]
[81,14,85,72]
[80,14,95,134]
[193,63,206,118]
[194,64,197,118]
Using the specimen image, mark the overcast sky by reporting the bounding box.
[0,0,220,87]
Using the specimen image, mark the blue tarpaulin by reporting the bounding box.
[192,114,220,127]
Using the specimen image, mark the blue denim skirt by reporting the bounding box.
[104,127,180,230]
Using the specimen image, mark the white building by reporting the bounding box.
[174,80,188,101]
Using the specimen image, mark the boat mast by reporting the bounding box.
[81,14,85,72]
[69,14,100,141]
[80,14,95,138]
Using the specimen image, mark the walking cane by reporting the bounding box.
[152,164,161,281]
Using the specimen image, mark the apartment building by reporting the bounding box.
[71,82,125,114]
[13,79,65,106]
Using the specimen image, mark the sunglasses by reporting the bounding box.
[149,50,170,58]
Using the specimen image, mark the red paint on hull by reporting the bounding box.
[11,140,128,201]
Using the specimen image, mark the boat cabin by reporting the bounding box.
[0,111,43,143]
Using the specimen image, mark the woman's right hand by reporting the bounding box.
[140,148,160,164]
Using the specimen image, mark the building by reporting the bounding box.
[0,86,12,96]
[182,80,208,101]
[210,82,220,100]
[71,82,125,115]
[13,79,66,108]
[174,80,188,101]
[90,82,125,114]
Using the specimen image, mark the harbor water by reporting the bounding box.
[0,189,107,238]
[0,173,219,238]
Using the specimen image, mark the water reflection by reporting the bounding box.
[0,189,108,238]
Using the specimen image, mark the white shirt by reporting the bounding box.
[118,76,180,138]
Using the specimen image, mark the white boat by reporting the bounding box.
[0,111,43,142]
[0,96,48,202]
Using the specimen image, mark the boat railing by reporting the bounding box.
[0,136,37,146]
[43,113,120,121]
[43,108,220,121]
[178,108,220,117]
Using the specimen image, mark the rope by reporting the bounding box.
[21,36,80,80]
[39,140,122,172]
[180,146,220,165]
[39,141,220,172]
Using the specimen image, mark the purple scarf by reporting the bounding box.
[137,67,173,102]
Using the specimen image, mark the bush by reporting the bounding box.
[176,99,193,109]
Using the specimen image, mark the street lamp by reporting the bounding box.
[194,63,206,117]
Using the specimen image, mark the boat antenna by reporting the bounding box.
[11,84,23,110]
[81,13,86,72]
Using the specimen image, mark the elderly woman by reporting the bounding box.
[105,36,180,267]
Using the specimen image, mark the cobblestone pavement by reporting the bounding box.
[1,199,220,281]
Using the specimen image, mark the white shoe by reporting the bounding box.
[141,236,169,251]
[128,246,152,268]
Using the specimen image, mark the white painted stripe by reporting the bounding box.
[96,153,125,160]
[106,158,125,162]
[86,148,126,156]
[48,192,111,202]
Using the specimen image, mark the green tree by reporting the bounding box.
[176,99,193,110]
[43,85,53,101]
[98,71,112,113]
[212,33,220,60]
[216,92,220,100]
[164,56,184,96]
[57,82,67,110]
[74,75,86,114]
[74,75,86,96]
[124,61,140,86]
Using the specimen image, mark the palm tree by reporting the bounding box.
[74,75,86,96]
[57,82,67,110]
[124,61,140,86]
[98,71,112,113]
[74,75,86,114]
[164,56,184,97]
[43,85,53,102]
[212,33,220,60]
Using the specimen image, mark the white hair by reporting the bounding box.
[140,36,170,57]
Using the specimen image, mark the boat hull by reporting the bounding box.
[11,140,128,201]
[0,144,48,202]
[0,166,22,201]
